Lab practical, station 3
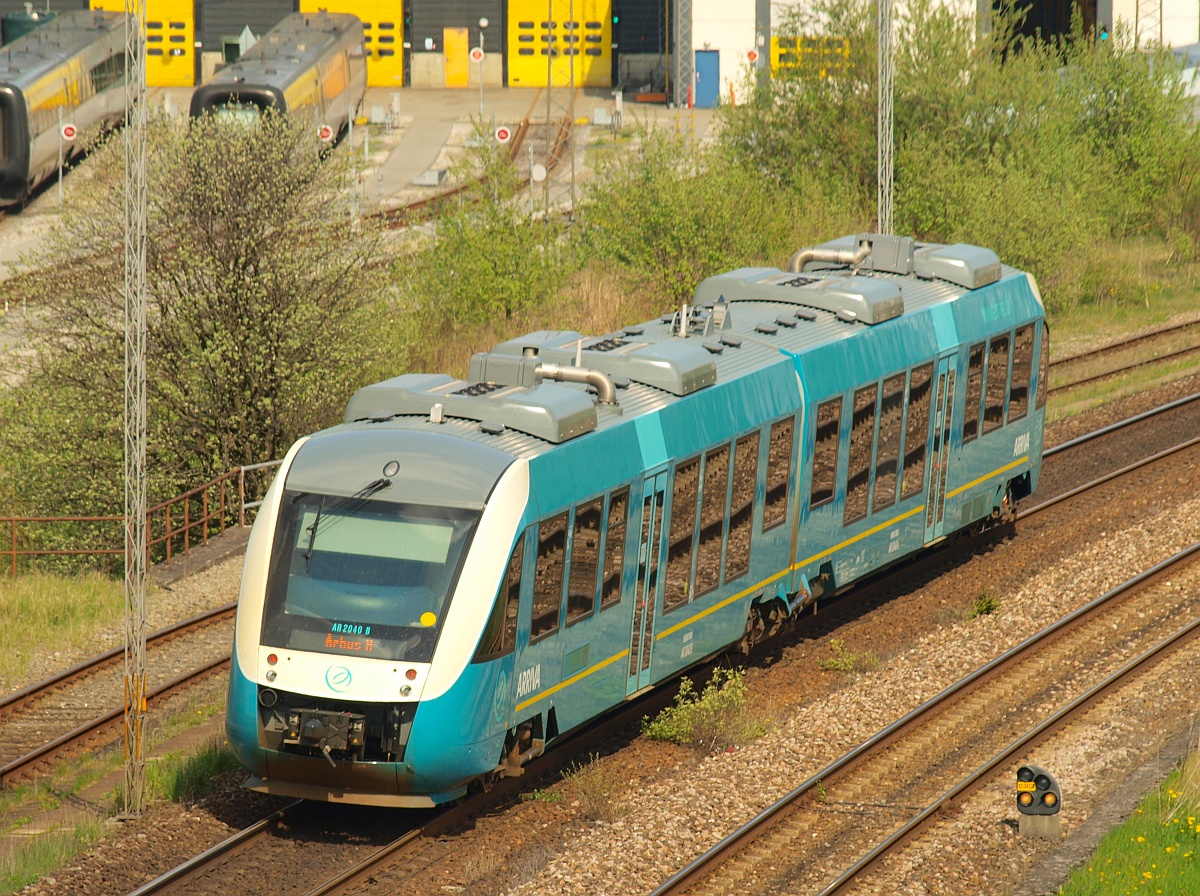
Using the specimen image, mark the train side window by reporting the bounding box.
[694,443,730,597]
[962,343,985,443]
[473,533,524,662]
[844,383,878,525]
[664,456,700,613]
[900,363,933,500]
[726,431,759,583]
[983,333,1010,434]
[1035,323,1050,410]
[763,417,794,531]
[873,372,906,513]
[600,487,628,610]
[809,398,841,509]
[1009,325,1034,422]
[566,497,602,626]
[531,512,567,642]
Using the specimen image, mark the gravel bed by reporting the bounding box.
[497,495,1200,896]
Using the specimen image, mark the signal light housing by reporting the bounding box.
[1016,764,1061,816]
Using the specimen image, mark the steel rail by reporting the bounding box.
[0,654,231,785]
[1050,317,1200,369]
[650,541,1200,896]
[0,603,235,719]
[1050,341,1200,396]
[1044,390,1200,456]
[126,801,304,896]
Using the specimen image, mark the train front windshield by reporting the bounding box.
[262,492,480,664]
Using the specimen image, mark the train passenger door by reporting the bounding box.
[923,352,957,543]
[627,470,667,696]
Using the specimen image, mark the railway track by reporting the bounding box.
[650,541,1200,896]
[1049,317,1200,397]
[0,604,234,785]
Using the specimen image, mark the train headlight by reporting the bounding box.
[1016,764,1061,816]
[400,685,412,696]
[266,670,277,682]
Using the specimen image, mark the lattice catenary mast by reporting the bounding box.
[123,0,149,817]
[877,0,894,235]
[544,0,576,217]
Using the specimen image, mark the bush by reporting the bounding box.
[817,638,880,675]
[561,753,626,822]
[642,667,768,752]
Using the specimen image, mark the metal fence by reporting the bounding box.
[2,461,281,577]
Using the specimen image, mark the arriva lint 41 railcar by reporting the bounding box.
[227,233,1049,806]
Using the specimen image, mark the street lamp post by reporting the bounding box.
[478,17,489,120]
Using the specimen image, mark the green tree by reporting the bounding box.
[0,112,391,515]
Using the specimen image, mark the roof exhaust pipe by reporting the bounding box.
[538,363,618,406]
[787,238,872,274]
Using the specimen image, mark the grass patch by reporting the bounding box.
[642,667,769,753]
[966,590,1002,620]
[0,572,125,689]
[817,638,880,676]
[143,736,240,805]
[0,818,105,895]
[1059,749,1200,895]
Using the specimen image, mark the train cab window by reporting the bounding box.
[901,363,933,500]
[600,487,628,610]
[531,512,567,642]
[566,497,602,625]
[873,373,906,513]
[726,432,759,582]
[473,534,524,662]
[763,418,794,531]
[983,334,1010,434]
[844,384,878,525]
[694,444,730,597]
[1035,323,1050,410]
[664,456,700,613]
[962,343,985,443]
[809,398,842,509]
[1009,325,1034,422]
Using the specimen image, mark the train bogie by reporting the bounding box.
[228,233,1048,806]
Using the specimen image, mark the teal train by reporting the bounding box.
[226,232,1048,806]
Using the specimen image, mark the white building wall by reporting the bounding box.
[691,0,758,103]
[1113,0,1200,47]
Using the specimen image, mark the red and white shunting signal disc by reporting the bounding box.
[494,125,512,144]
[469,46,484,63]
[318,123,334,143]
[747,49,759,63]
[61,123,77,141]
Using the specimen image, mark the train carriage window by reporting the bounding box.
[844,384,878,525]
[726,432,759,583]
[983,334,1010,434]
[566,497,603,625]
[1035,323,1050,410]
[531,512,567,641]
[663,456,700,612]
[763,418,794,531]
[873,373,906,513]
[473,534,524,662]
[962,343,985,443]
[600,487,628,610]
[694,444,730,597]
[901,363,934,500]
[91,52,126,94]
[1009,325,1034,423]
[809,398,841,509]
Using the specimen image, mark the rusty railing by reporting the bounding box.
[2,461,282,577]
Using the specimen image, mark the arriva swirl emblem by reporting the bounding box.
[492,669,509,724]
[326,665,353,692]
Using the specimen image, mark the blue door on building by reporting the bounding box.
[694,49,719,108]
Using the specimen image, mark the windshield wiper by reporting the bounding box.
[304,496,326,572]
[302,479,392,573]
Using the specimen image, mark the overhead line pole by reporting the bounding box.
[877,0,894,235]
[123,0,149,818]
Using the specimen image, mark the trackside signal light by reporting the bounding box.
[1016,764,1061,816]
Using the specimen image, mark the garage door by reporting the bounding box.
[507,0,611,88]
[299,0,405,88]
[91,0,196,87]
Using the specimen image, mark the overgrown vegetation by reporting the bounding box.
[142,736,240,805]
[967,590,1003,618]
[1060,748,1200,894]
[642,667,768,752]
[561,753,626,822]
[0,819,105,896]
[817,638,881,675]
[0,572,125,689]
